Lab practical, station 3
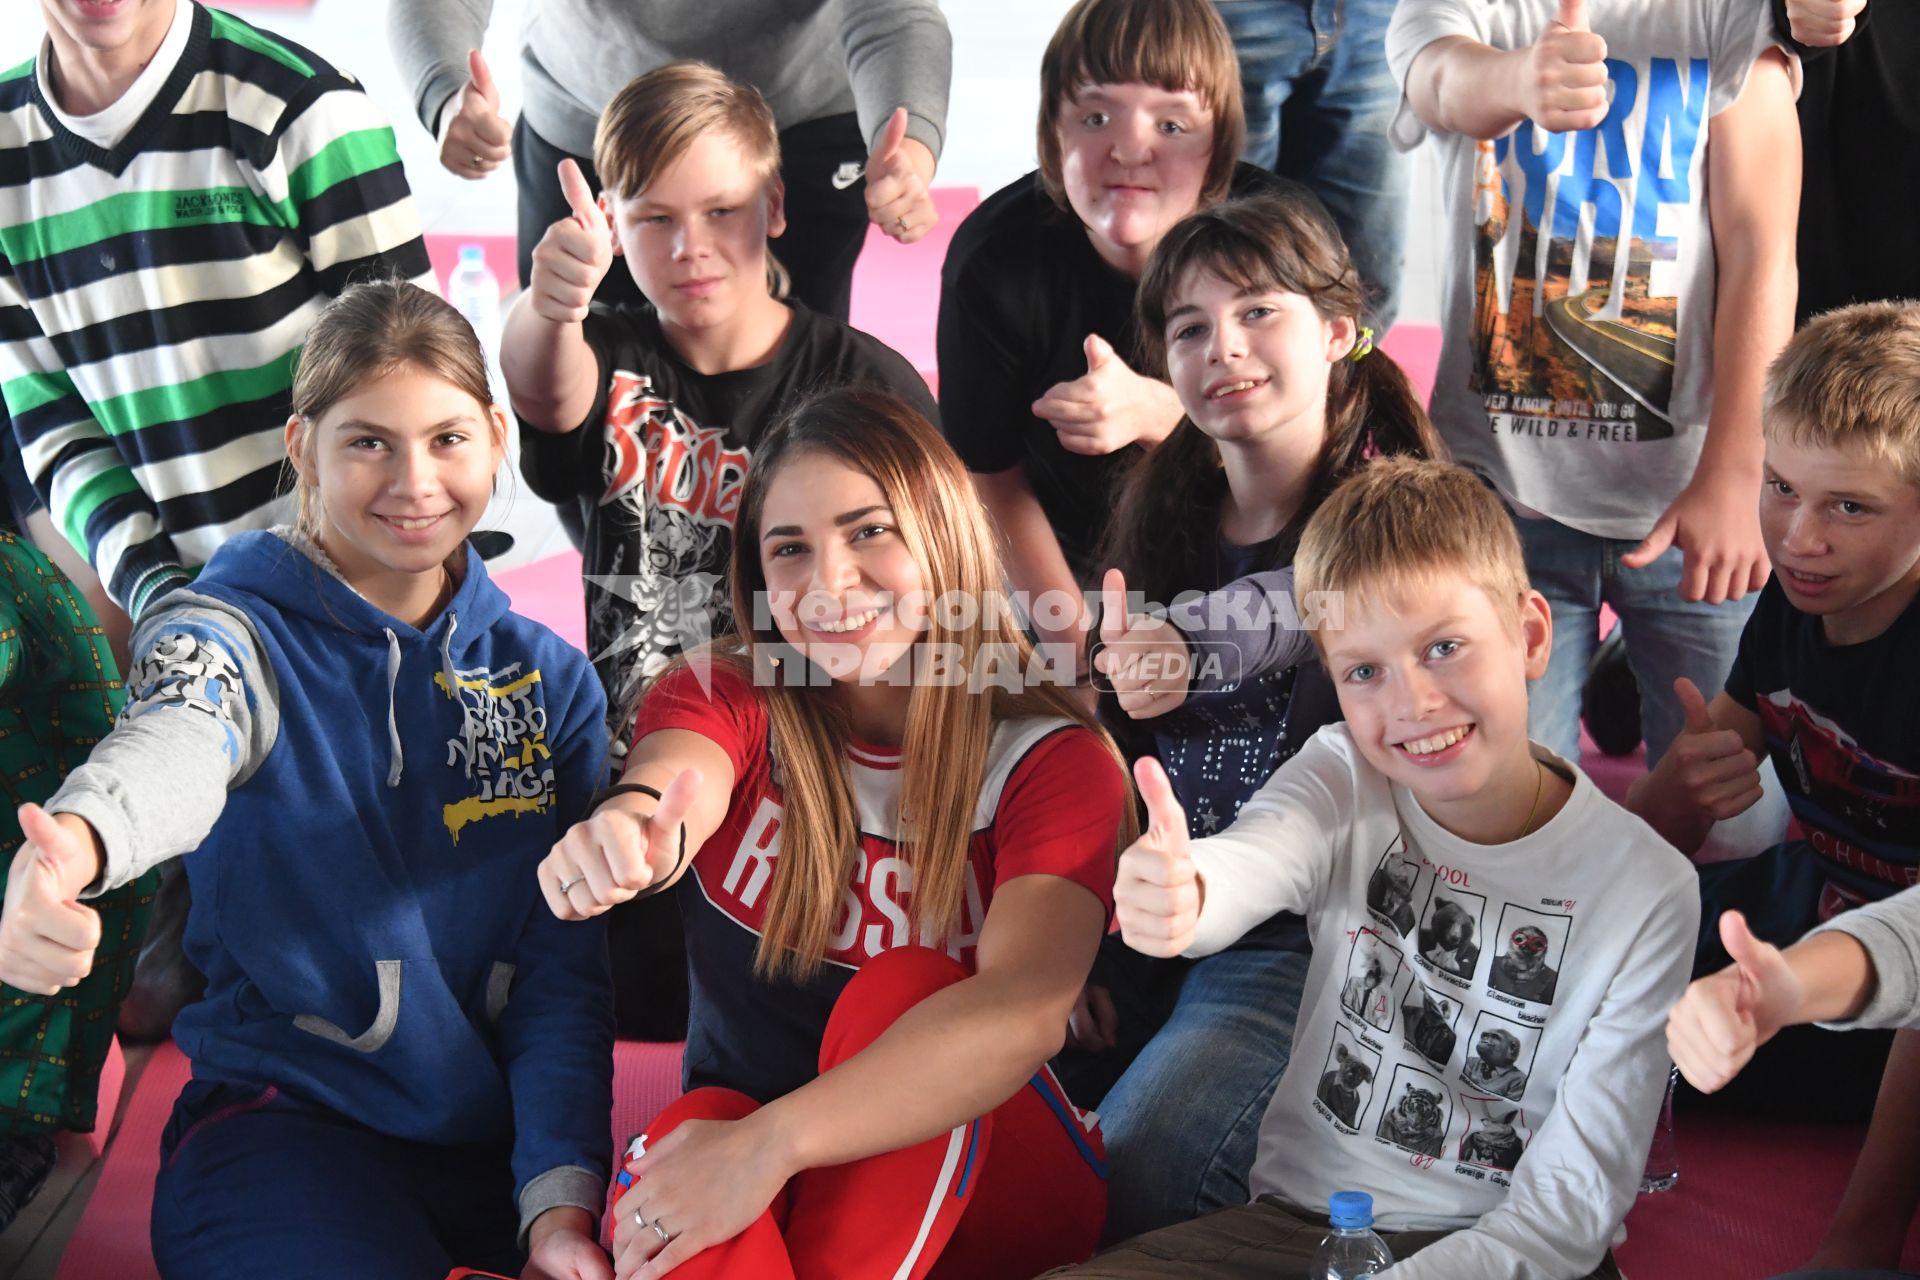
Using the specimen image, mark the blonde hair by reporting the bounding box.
[1764,300,1920,484]
[287,279,494,539]
[706,386,1136,982]
[1295,458,1531,638]
[1037,0,1245,212]
[593,61,789,298]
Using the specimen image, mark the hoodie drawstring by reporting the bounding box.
[382,612,460,789]
[382,628,404,788]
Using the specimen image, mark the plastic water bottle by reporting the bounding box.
[446,244,503,375]
[1310,1191,1395,1279]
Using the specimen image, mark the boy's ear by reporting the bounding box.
[598,191,621,256]
[1518,589,1553,680]
[765,176,787,241]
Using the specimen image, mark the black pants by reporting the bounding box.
[510,112,870,319]
[512,112,872,549]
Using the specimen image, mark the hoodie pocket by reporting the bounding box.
[293,959,402,1053]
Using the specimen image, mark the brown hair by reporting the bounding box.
[1764,300,1920,484]
[593,61,789,298]
[1295,458,1531,638]
[709,386,1136,981]
[287,279,494,538]
[1107,192,1444,608]
[1036,0,1245,211]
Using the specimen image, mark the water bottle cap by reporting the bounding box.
[459,244,486,262]
[1328,1191,1374,1229]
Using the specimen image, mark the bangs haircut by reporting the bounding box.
[1135,189,1357,378]
[1295,458,1531,641]
[1764,300,1920,485]
[1036,0,1244,211]
[593,61,780,202]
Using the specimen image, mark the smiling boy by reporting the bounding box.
[1630,300,1920,1113]
[1049,458,1696,1279]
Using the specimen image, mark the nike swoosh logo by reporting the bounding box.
[830,162,865,190]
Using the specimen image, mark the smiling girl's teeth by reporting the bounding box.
[388,515,438,530]
[1402,726,1470,755]
[817,608,880,634]
[1209,380,1259,399]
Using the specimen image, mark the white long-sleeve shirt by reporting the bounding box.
[1186,725,1699,1278]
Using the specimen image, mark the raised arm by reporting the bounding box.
[1401,0,1609,141]
[502,160,615,434]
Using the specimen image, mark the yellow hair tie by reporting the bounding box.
[1349,325,1376,362]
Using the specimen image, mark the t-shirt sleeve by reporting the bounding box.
[1186,727,1355,955]
[1384,0,1486,151]
[627,658,764,783]
[989,727,1127,913]
[1710,0,1802,112]
[935,230,1038,474]
[515,310,619,505]
[848,331,941,429]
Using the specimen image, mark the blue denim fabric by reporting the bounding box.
[1511,514,1756,767]
[1096,947,1310,1244]
[1213,0,1409,330]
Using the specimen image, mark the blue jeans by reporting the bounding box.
[152,1080,525,1279]
[1097,947,1309,1244]
[1512,515,1755,768]
[1213,0,1409,330]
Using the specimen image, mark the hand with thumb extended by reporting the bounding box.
[1114,758,1201,957]
[1655,677,1763,823]
[1667,910,1799,1093]
[1084,333,1115,373]
[0,804,105,995]
[1522,0,1609,133]
[540,768,703,921]
[527,158,616,325]
[437,48,512,179]
[1093,567,1195,720]
[864,106,938,244]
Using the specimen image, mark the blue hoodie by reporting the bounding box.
[55,531,614,1233]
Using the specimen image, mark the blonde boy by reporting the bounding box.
[501,61,936,753]
[1633,301,1920,1120]
[1051,460,1695,1279]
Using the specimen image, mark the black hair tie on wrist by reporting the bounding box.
[586,782,689,896]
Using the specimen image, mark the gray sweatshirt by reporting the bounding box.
[1813,888,1920,1031]
[388,0,951,163]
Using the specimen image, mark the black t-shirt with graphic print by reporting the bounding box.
[1724,578,1920,905]
[518,300,936,753]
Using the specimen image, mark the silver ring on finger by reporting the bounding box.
[633,1208,648,1229]
[558,874,585,894]
[895,215,909,234]
[652,1219,671,1245]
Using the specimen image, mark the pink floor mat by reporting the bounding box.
[54,1041,189,1280]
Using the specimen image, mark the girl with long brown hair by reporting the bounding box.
[541,386,1135,1280]
[1064,190,1443,1242]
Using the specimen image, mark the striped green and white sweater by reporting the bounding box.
[0,3,432,617]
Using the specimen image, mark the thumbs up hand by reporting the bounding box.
[438,49,512,179]
[1032,334,1185,454]
[1786,0,1867,47]
[1521,0,1610,133]
[1114,758,1203,958]
[541,769,704,921]
[0,805,106,995]
[527,159,616,325]
[1667,910,1802,1093]
[1651,677,1765,823]
[863,107,939,244]
[1093,568,1194,720]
